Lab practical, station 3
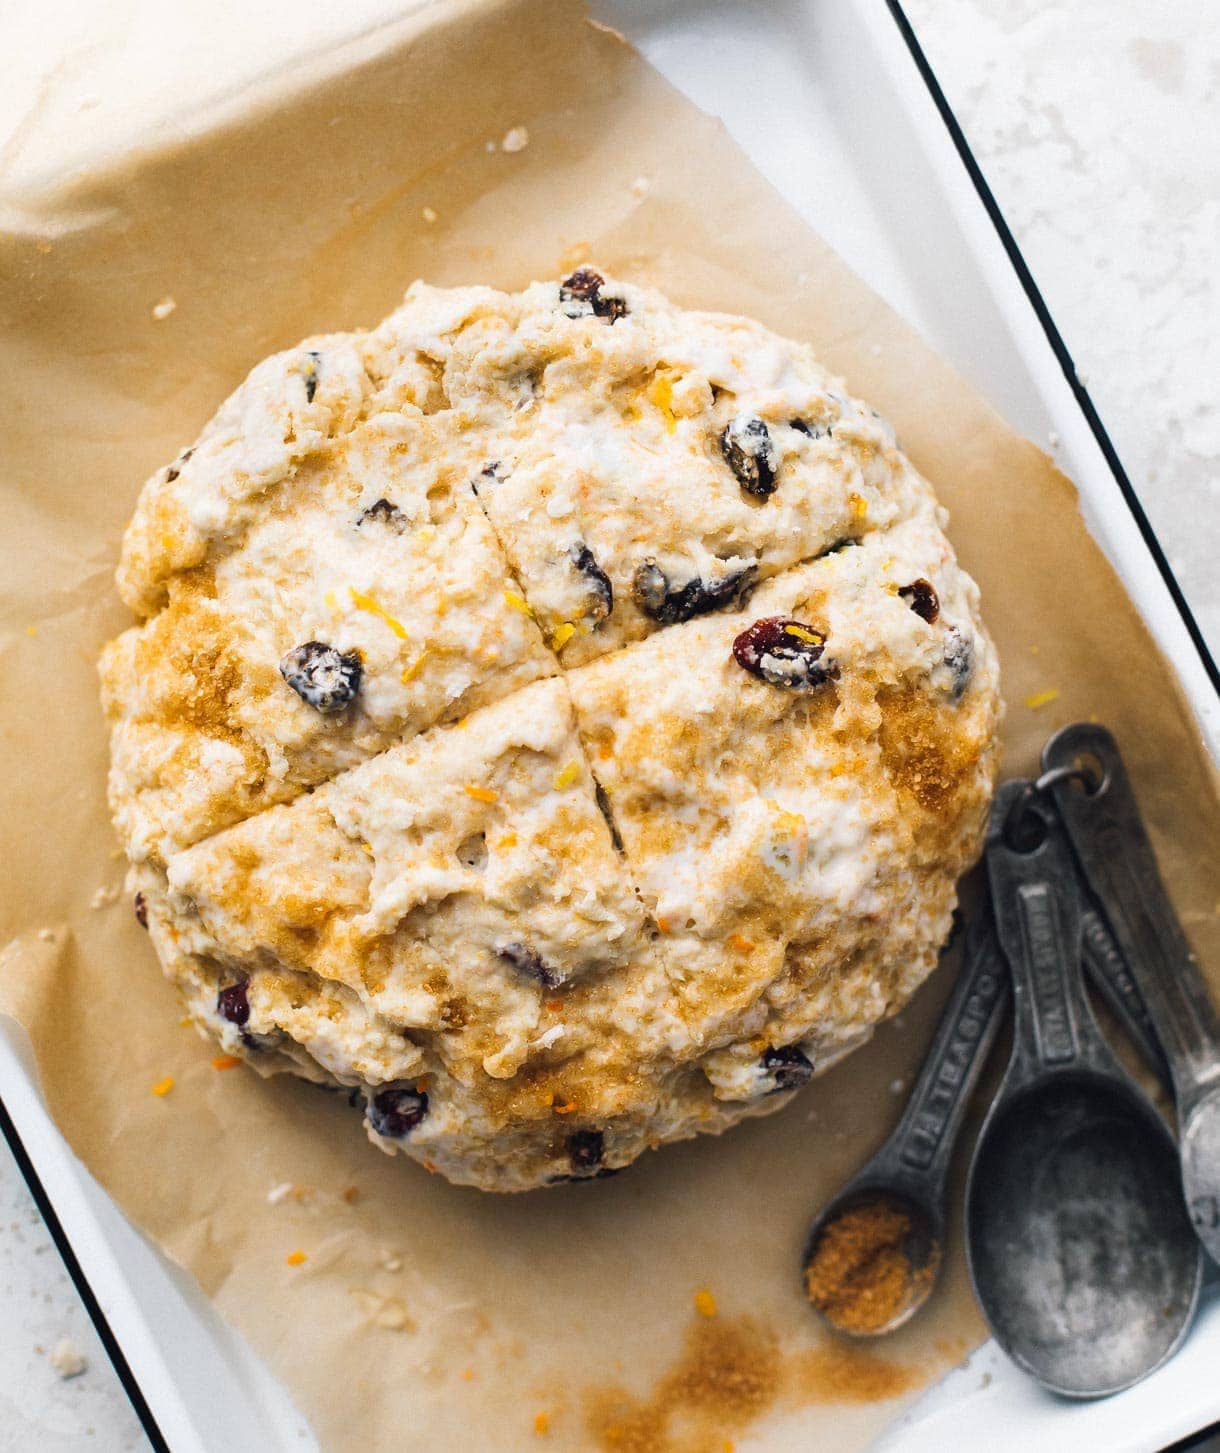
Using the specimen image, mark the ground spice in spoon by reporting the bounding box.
[804,1198,936,1335]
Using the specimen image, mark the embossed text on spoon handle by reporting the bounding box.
[1080,902,1171,1086]
[1044,724,1220,1112]
[986,781,1104,1078]
[883,903,1009,1197]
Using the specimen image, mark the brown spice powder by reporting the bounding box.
[582,1310,924,1452]
[804,1199,936,1336]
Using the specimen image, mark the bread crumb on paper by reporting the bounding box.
[50,1338,87,1379]
[501,126,530,153]
[267,1181,295,1206]
[421,206,438,224]
[152,297,176,320]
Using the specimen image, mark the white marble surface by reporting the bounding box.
[905,0,1219,657]
[1,3,1216,1450]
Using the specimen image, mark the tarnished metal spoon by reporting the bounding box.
[966,780,1203,1398]
[801,905,1008,1335]
[1043,722,1220,1267]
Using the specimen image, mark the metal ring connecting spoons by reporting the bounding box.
[966,780,1202,1397]
[801,904,1009,1335]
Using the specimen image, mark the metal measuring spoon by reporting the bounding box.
[966,780,1202,1398]
[1043,722,1220,1266]
[801,905,1008,1335]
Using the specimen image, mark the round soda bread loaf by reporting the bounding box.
[101,270,1001,1192]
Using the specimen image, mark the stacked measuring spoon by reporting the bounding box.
[802,724,1219,1398]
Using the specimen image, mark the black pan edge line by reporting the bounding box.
[884,0,1219,701]
[0,1092,172,1453]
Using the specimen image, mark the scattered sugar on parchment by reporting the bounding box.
[89,885,119,910]
[421,206,438,224]
[630,175,651,199]
[50,1338,87,1379]
[267,1182,295,1206]
[351,1289,414,1331]
[379,1249,403,1272]
[501,126,529,153]
[37,928,56,943]
[889,1078,906,1095]
[152,297,177,320]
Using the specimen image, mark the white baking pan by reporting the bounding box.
[2,2,1216,1449]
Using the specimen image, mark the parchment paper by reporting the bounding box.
[1,3,1216,1450]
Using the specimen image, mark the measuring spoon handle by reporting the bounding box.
[1080,902,1172,1088]
[873,901,1009,1202]
[986,780,1113,1082]
[1044,724,1220,1113]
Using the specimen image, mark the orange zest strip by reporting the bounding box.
[464,784,499,803]
[348,585,408,639]
[1024,688,1060,710]
[212,1054,242,1071]
[286,1249,307,1267]
[151,1076,175,1097]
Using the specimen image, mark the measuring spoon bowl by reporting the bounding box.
[968,1069,1201,1397]
[803,905,1008,1336]
[967,780,1203,1397]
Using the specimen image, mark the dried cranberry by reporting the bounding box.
[548,1166,621,1185]
[133,892,149,929]
[164,447,193,484]
[761,1045,813,1093]
[279,642,362,713]
[720,416,778,497]
[357,498,407,532]
[471,461,500,497]
[303,351,320,403]
[240,1028,284,1053]
[497,942,561,990]
[558,269,627,323]
[633,560,756,625]
[732,617,834,689]
[570,544,613,623]
[367,1086,429,1138]
[566,1129,605,1173]
[942,627,973,702]
[217,980,250,1026]
[899,578,940,623]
